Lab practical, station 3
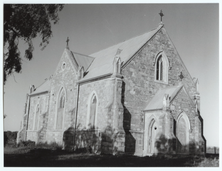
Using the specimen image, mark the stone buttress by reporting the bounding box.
[102,56,125,154]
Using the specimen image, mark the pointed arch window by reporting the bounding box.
[88,93,97,129]
[155,52,169,84]
[60,94,65,108]
[56,89,65,130]
[156,56,163,80]
[176,112,191,153]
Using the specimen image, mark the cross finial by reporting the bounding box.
[159,10,164,22]
[66,37,69,49]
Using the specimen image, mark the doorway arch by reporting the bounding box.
[147,119,158,155]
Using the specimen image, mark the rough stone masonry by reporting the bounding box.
[17,23,206,156]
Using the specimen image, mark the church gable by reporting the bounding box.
[122,26,197,109]
[120,25,200,137]
[54,49,78,77]
[123,26,196,86]
[54,49,95,82]
[160,28,197,99]
[170,87,196,129]
[47,49,79,132]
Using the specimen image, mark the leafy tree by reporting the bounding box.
[4,4,64,83]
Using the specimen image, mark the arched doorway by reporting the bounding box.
[148,119,158,155]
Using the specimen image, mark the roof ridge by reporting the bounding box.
[83,24,164,81]
[90,25,163,57]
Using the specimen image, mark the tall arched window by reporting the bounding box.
[156,56,163,81]
[155,52,169,84]
[56,89,65,129]
[60,94,65,108]
[34,104,40,130]
[88,94,97,128]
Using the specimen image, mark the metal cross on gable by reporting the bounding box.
[66,37,69,49]
[159,10,164,22]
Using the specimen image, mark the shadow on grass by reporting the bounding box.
[4,147,218,167]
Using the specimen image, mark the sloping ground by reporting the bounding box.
[4,147,219,167]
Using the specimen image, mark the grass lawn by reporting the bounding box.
[4,147,219,167]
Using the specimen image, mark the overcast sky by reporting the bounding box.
[3,3,219,147]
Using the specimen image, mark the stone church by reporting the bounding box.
[17,21,206,156]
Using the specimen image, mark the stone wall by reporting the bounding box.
[170,88,205,154]
[171,88,196,134]
[38,112,48,143]
[143,110,176,156]
[77,78,115,154]
[46,50,78,144]
[77,76,125,154]
[26,93,49,143]
[77,78,113,131]
[17,94,30,143]
[17,115,28,143]
[121,27,201,155]
[20,27,204,156]
[194,115,206,154]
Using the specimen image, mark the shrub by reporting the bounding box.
[4,131,18,147]
[18,140,35,147]
[35,142,63,150]
[197,157,219,167]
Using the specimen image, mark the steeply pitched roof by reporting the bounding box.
[65,49,94,71]
[32,25,163,94]
[31,51,95,95]
[71,51,94,71]
[80,24,163,81]
[144,84,183,111]
[30,78,51,95]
